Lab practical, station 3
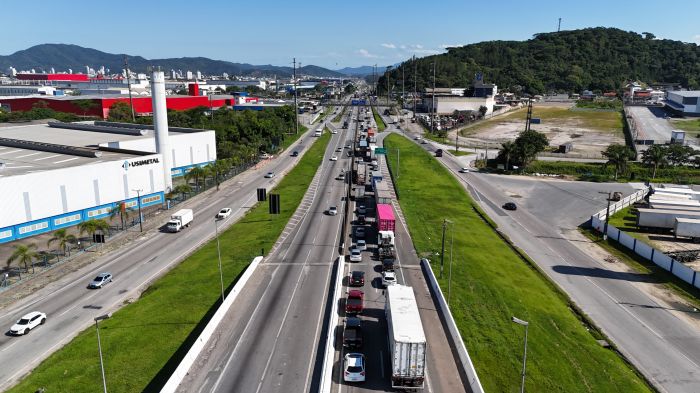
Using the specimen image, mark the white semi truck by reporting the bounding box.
[167,209,193,232]
[385,284,427,389]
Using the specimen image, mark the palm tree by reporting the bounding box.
[500,141,516,171]
[47,228,77,256]
[641,145,668,179]
[7,243,39,273]
[172,184,193,201]
[602,144,635,180]
[185,166,205,192]
[109,202,132,230]
[78,219,111,245]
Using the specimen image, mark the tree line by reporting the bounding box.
[377,27,700,95]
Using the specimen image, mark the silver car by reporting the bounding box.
[88,272,113,289]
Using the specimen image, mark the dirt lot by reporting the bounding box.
[456,103,625,156]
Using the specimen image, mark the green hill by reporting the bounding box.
[381,27,700,94]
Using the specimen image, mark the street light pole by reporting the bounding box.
[440,218,447,278]
[448,223,454,305]
[94,313,111,393]
[293,58,299,135]
[432,60,437,134]
[599,191,612,240]
[214,219,225,303]
[132,189,143,232]
[512,316,529,393]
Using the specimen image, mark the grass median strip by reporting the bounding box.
[372,106,386,131]
[384,133,651,393]
[8,132,332,393]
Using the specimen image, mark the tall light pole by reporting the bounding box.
[413,55,417,119]
[386,66,392,107]
[439,218,452,278]
[214,218,226,303]
[132,189,143,232]
[293,58,299,134]
[599,191,612,240]
[124,56,135,122]
[94,313,111,393]
[432,60,437,134]
[447,222,455,305]
[511,316,529,393]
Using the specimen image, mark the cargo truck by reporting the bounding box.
[637,208,700,229]
[377,204,396,232]
[385,285,427,389]
[167,209,193,232]
[674,217,700,242]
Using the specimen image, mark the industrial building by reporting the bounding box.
[665,91,700,116]
[0,71,216,243]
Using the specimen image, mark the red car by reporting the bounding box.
[346,290,364,314]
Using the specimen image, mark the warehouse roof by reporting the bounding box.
[668,90,700,97]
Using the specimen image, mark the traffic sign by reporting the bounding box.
[375,148,387,155]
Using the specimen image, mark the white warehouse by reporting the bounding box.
[0,71,216,243]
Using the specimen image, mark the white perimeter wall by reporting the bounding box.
[435,97,495,115]
[103,131,217,168]
[0,154,164,228]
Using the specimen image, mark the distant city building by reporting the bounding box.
[196,71,202,80]
[666,91,700,116]
[186,71,193,80]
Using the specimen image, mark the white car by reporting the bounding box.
[459,167,470,173]
[264,172,275,178]
[88,272,113,289]
[328,206,338,216]
[356,239,366,251]
[331,130,338,134]
[9,311,46,336]
[343,353,366,382]
[330,156,338,161]
[216,207,232,219]
[414,136,422,140]
[382,271,397,287]
[349,248,362,262]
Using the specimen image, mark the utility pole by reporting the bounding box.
[558,17,562,32]
[386,66,391,107]
[124,56,135,122]
[402,64,405,111]
[432,60,437,134]
[440,218,447,278]
[293,58,299,134]
[413,55,417,119]
[132,189,143,232]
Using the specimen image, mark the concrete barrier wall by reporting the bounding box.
[635,241,653,260]
[318,256,345,393]
[421,259,485,393]
[652,252,673,271]
[619,231,635,249]
[674,263,695,285]
[160,256,264,393]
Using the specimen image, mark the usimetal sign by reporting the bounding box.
[122,157,160,171]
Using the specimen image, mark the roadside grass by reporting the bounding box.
[671,118,700,133]
[332,106,346,123]
[312,107,329,124]
[372,106,386,131]
[447,149,473,156]
[579,228,700,310]
[460,106,623,136]
[7,133,332,393]
[384,133,651,393]
[280,124,308,150]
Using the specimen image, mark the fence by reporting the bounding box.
[590,186,700,289]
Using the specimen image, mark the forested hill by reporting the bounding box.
[380,28,700,94]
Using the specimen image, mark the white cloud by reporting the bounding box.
[693,35,700,44]
[440,44,462,49]
[381,43,396,49]
[399,45,407,50]
[414,44,424,49]
[356,49,378,58]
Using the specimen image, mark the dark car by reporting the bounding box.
[357,215,366,225]
[291,151,299,157]
[349,271,365,287]
[435,149,443,157]
[503,202,517,211]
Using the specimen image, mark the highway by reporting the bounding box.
[400,122,700,393]
[0,115,320,391]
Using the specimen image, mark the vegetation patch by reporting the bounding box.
[384,133,651,393]
[372,106,386,131]
[524,160,700,184]
[7,133,332,393]
[447,149,473,156]
[671,118,700,133]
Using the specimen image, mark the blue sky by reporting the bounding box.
[2,0,699,69]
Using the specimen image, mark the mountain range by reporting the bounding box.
[0,44,355,78]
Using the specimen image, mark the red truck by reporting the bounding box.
[377,204,396,232]
[346,290,364,314]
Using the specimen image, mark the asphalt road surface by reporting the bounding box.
[401,124,700,393]
[628,106,674,143]
[0,121,320,391]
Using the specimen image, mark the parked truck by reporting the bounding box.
[637,208,700,229]
[674,217,700,241]
[378,232,396,271]
[167,209,193,232]
[385,285,427,389]
[377,204,396,232]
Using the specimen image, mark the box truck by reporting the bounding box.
[385,285,426,389]
[167,209,193,232]
[377,204,396,232]
[674,217,700,241]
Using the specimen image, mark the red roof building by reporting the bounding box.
[16,73,90,82]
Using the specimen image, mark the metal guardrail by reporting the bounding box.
[318,256,345,393]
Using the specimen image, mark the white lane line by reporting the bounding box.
[53,157,79,164]
[0,341,18,353]
[33,154,62,161]
[15,152,41,158]
[57,290,102,317]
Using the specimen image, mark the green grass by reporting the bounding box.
[280,124,308,150]
[579,228,700,311]
[447,149,473,156]
[332,106,346,123]
[312,107,329,124]
[671,118,700,133]
[460,106,623,136]
[8,133,332,393]
[525,160,700,184]
[384,134,651,393]
[372,106,386,131]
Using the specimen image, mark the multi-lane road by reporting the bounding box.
[0,118,317,391]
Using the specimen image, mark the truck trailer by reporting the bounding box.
[674,217,700,241]
[385,285,426,389]
[377,204,396,232]
[636,208,700,229]
[167,209,194,232]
